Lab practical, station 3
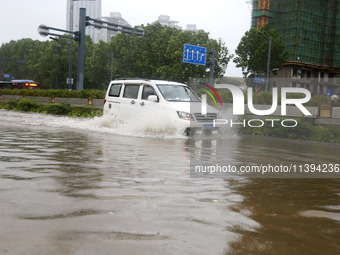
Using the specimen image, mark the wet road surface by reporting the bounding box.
[0,110,339,254]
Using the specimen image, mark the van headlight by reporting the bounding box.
[177,111,194,121]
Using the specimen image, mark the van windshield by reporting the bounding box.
[156,84,200,102]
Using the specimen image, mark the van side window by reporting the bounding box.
[123,85,140,99]
[142,85,156,100]
[109,83,122,97]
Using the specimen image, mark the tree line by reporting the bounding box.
[0,23,287,90]
[0,23,232,90]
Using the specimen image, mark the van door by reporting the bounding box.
[119,83,162,123]
[140,84,179,132]
[140,84,160,115]
[104,83,123,116]
[139,84,174,130]
[119,83,143,121]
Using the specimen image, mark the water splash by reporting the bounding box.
[0,110,186,139]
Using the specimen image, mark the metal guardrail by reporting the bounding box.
[1,95,340,118]
[332,107,340,119]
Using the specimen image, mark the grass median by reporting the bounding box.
[0,99,103,118]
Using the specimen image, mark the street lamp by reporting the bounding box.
[38,25,49,37]
[258,31,272,91]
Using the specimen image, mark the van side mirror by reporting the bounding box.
[148,95,158,102]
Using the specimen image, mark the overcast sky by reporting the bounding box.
[1,0,252,77]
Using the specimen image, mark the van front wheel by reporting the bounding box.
[185,128,195,136]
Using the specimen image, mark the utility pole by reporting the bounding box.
[68,0,74,90]
[266,36,272,91]
[209,49,216,86]
[111,52,114,81]
[258,31,272,91]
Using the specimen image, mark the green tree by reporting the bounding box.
[31,39,71,89]
[0,24,232,89]
[233,25,288,79]
[86,40,112,90]
[110,23,233,83]
[0,39,43,81]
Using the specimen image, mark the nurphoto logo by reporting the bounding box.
[199,83,312,128]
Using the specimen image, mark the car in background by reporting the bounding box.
[0,80,40,89]
[11,80,40,89]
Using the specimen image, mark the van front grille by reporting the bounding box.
[194,113,217,122]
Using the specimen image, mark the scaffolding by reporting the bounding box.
[251,0,340,69]
[253,0,272,29]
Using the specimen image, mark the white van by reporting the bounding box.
[103,79,218,136]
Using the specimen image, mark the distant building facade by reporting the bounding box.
[152,15,199,32]
[65,2,200,45]
[152,15,181,29]
[95,12,132,43]
[66,0,102,43]
[184,24,198,32]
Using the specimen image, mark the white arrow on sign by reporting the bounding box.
[200,53,205,61]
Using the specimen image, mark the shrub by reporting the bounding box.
[43,103,72,115]
[0,89,106,99]
[69,107,103,117]
[0,100,18,110]
[15,99,40,112]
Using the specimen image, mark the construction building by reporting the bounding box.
[251,0,340,95]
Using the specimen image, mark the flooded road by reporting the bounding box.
[0,109,339,254]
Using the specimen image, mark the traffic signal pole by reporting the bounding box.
[39,8,143,90]
[76,8,86,90]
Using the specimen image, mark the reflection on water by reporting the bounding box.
[187,135,340,254]
[227,179,340,255]
[0,112,339,254]
[190,134,340,178]
[0,122,241,254]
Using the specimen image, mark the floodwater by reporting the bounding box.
[0,109,339,255]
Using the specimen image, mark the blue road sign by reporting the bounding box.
[183,44,207,66]
[326,89,334,97]
[254,76,266,84]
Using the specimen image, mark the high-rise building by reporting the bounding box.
[251,0,340,95]
[66,0,102,42]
